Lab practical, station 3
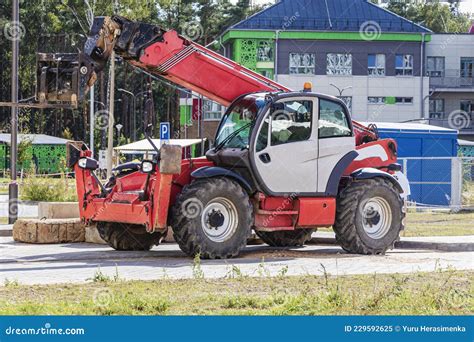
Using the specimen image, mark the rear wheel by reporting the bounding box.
[171,178,253,259]
[256,229,316,247]
[97,222,163,251]
[333,178,405,255]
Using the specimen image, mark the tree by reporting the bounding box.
[0,0,258,142]
[385,0,471,33]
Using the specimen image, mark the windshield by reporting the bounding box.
[215,95,265,149]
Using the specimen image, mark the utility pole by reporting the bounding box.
[106,51,116,179]
[9,0,19,224]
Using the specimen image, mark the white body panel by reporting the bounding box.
[317,136,355,192]
[253,96,356,194]
[393,171,411,199]
[253,97,319,194]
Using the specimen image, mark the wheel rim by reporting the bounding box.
[361,196,392,239]
[201,197,239,243]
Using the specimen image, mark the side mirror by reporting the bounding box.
[78,157,99,170]
[141,160,155,174]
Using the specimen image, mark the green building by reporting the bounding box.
[0,134,69,174]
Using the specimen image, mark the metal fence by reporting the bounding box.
[398,157,474,209]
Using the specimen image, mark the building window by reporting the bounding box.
[426,57,445,77]
[327,53,352,76]
[461,58,474,78]
[461,100,473,113]
[257,41,273,62]
[319,99,352,138]
[203,100,224,121]
[338,96,352,112]
[395,97,413,104]
[289,53,315,75]
[429,99,444,118]
[368,54,385,76]
[368,97,386,104]
[395,54,413,76]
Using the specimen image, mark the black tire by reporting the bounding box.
[333,178,405,255]
[171,177,253,259]
[97,222,163,251]
[256,229,316,247]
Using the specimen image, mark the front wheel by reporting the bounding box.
[97,222,163,251]
[256,229,316,247]
[333,178,405,255]
[171,178,253,259]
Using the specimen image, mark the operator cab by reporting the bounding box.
[206,88,356,197]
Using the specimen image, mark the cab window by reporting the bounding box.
[319,99,352,138]
[270,100,313,146]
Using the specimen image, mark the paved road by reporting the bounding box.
[1,235,472,285]
[0,195,38,218]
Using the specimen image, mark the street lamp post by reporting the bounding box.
[118,89,151,141]
[329,83,353,97]
[9,0,20,224]
[115,123,123,141]
[118,88,136,141]
[329,84,353,112]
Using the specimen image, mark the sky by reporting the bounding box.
[232,0,474,15]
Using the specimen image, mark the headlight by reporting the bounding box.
[141,161,154,173]
[78,157,99,170]
[78,158,87,169]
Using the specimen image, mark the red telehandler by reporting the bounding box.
[39,16,410,259]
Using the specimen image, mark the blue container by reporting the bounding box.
[363,122,458,206]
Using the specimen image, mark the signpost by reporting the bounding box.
[9,0,20,224]
[160,122,170,147]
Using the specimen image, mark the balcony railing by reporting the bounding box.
[427,69,474,89]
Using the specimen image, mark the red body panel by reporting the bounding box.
[297,198,335,227]
[346,139,398,175]
[253,194,335,231]
[138,31,287,107]
[75,152,215,231]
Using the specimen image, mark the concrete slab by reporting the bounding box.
[310,232,474,252]
[0,224,13,237]
[38,202,79,219]
[0,234,472,285]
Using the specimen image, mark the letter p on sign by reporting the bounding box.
[160,122,170,144]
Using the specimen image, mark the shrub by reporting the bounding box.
[20,173,77,202]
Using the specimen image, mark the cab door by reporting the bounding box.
[317,98,355,193]
[251,97,319,195]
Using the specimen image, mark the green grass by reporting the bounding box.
[403,211,474,237]
[0,271,472,315]
[319,211,474,237]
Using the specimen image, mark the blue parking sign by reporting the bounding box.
[160,122,170,142]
